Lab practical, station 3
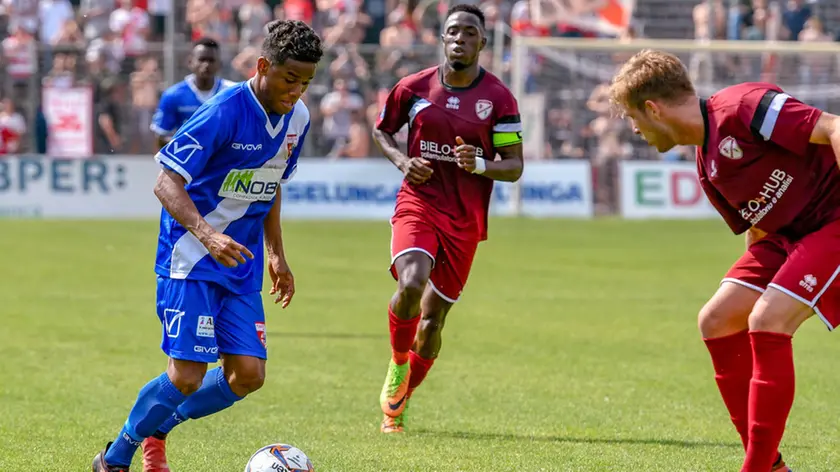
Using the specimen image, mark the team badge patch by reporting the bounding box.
[196,316,214,338]
[475,99,493,120]
[255,322,266,347]
[719,136,743,160]
[286,134,298,158]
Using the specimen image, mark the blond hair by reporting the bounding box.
[609,49,696,115]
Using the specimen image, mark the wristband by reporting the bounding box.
[472,157,487,175]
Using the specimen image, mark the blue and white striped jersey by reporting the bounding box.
[150,74,237,138]
[154,80,310,294]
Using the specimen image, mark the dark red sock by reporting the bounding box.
[388,307,420,364]
[704,330,752,450]
[743,331,795,472]
[407,350,435,392]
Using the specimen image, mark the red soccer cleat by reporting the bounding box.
[141,437,171,472]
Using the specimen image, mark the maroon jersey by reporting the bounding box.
[376,66,522,241]
[697,82,840,239]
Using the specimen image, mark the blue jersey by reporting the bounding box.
[154,80,311,294]
[150,74,236,137]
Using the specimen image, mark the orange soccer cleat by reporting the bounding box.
[141,437,171,472]
[379,358,411,417]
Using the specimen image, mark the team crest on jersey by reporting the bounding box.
[475,100,493,120]
[255,322,266,347]
[286,134,298,157]
[719,136,743,160]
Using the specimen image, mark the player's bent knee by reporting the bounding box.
[227,361,266,395]
[697,283,760,338]
[167,359,208,395]
[747,289,813,334]
[418,312,445,334]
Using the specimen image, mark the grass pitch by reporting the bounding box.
[2,218,840,471]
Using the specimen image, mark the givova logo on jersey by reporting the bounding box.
[218,168,283,202]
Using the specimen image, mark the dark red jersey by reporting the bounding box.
[376,66,522,241]
[697,82,840,239]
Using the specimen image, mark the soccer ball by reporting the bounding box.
[244,444,314,472]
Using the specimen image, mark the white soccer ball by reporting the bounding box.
[244,444,314,472]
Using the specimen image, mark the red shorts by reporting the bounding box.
[724,219,840,331]
[389,210,479,303]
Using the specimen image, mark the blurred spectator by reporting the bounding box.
[147,0,172,40]
[95,77,124,153]
[110,0,150,73]
[39,0,74,45]
[2,23,35,97]
[80,0,116,42]
[334,108,370,158]
[238,0,271,49]
[129,56,160,153]
[782,0,811,40]
[319,77,364,156]
[4,0,39,37]
[0,97,25,154]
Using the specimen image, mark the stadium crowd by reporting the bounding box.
[0,0,838,167]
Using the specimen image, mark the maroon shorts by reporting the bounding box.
[389,210,479,303]
[724,219,840,330]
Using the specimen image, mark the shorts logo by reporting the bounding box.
[475,99,493,120]
[800,274,817,293]
[255,322,266,347]
[196,316,215,338]
[164,309,184,338]
[719,136,742,160]
[194,345,219,354]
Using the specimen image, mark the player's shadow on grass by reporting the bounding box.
[413,429,741,449]
[271,331,382,340]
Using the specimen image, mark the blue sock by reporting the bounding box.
[104,373,187,467]
[156,367,244,435]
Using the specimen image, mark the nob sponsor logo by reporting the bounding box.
[419,140,484,162]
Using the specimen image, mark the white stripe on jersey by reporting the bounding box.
[169,197,253,279]
[758,93,790,141]
[493,123,522,133]
[409,99,432,127]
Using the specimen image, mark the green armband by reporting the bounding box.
[493,131,523,147]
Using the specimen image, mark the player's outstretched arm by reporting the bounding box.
[264,185,294,308]
[154,169,254,268]
[372,128,433,185]
[454,136,523,182]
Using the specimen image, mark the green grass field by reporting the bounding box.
[3,218,840,471]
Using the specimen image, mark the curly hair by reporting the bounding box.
[446,4,486,31]
[261,20,323,66]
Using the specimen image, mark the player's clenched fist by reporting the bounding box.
[201,232,254,268]
[454,136,477,173]
[399,158,434,185]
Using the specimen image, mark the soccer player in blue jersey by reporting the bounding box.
[92,20,322,472]
[150,38,236,151]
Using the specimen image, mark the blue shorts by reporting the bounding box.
[155,276,267,363]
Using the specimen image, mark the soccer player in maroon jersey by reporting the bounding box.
[609,49,840,471]
[371,4,524,433]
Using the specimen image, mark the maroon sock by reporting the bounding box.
[704,330,752,450]
[388,307,420,365]
[742,331,795,472]
[407,350,435,392]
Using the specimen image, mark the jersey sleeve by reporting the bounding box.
[697,152,751,235]
[375,83,413,135]
[492,88,523,148]
[282,120,309,184]
[738,87,822,157]
[155,103,230,184]
[150,90,179,137]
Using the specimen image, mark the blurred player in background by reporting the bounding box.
[372,4,524,434]
[150,38,236,151]
[609,49,840,472]
[92,20,321,472]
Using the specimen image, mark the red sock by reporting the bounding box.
[704,330,752,450]
[407,350,435,392]
[388,307,420,365]
[743,331,794,472]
